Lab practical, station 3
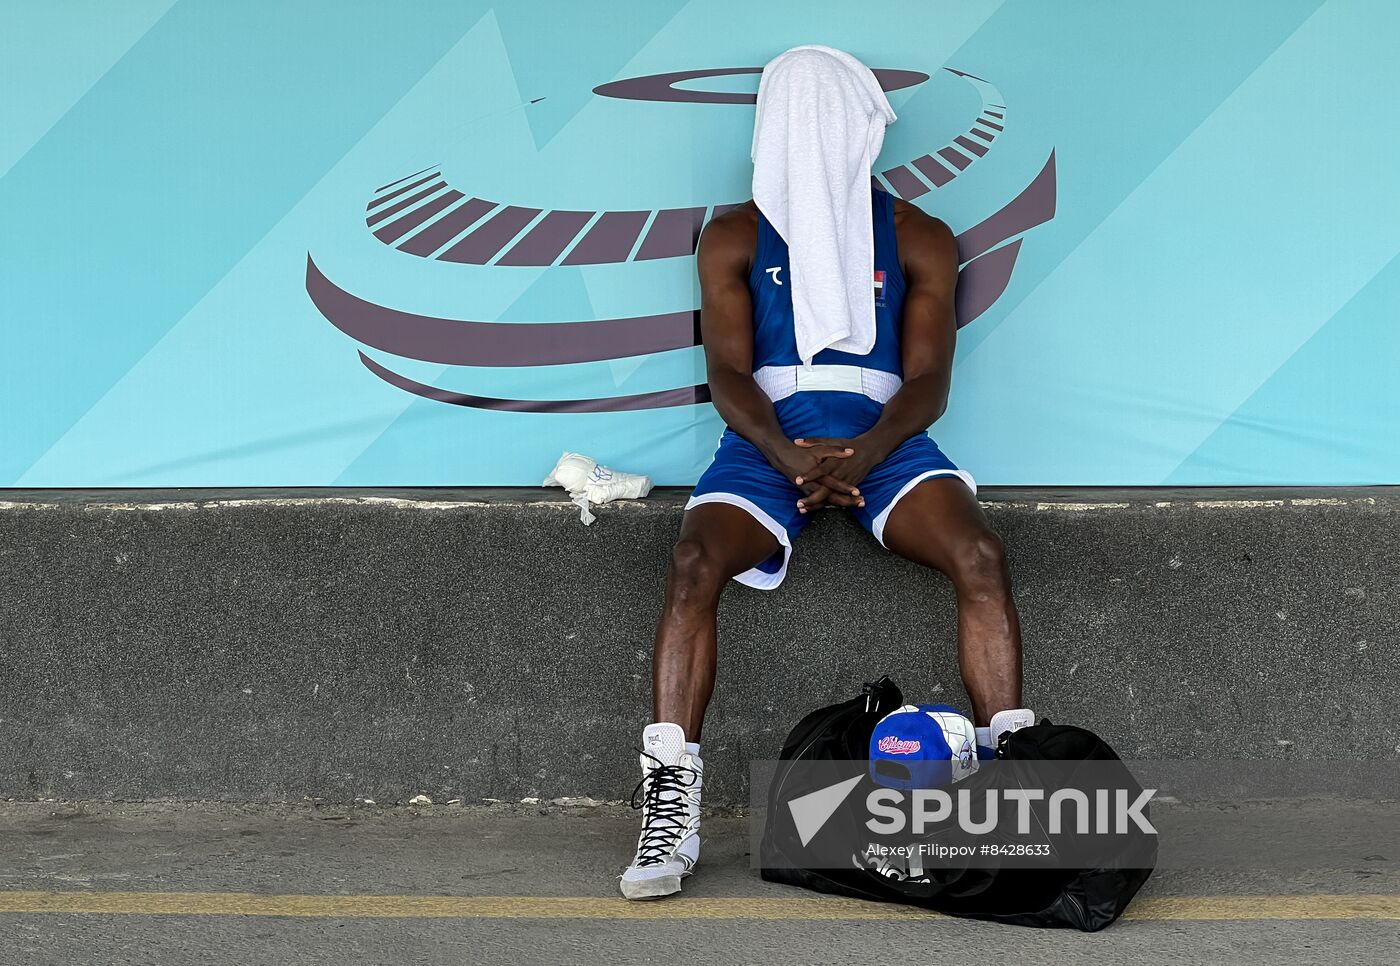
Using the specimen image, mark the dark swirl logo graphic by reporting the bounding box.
[307,67,1056,413]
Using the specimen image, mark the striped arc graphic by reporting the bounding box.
[359,68,1003,267]
[878,69,1006,201]
[309,143,1057,413]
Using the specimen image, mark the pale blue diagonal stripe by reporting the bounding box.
[0,0,495,485]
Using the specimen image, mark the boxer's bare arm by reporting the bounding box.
[697,207,858,502]
[858,200,960,458]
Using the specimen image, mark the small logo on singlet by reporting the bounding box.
[765,266,783,286]
[873,269,886,306]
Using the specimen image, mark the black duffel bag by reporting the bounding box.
[759,678,1155,931]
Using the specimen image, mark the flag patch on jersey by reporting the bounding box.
[873,269,885,294]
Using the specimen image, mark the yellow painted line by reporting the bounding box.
[1124,895,1400,922]
[0,893,930,920]
[0,891,1398,921]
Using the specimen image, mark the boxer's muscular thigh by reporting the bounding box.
[671,502,779,583]
[880,476,994,572]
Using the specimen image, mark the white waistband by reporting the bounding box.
[753,364,902,404]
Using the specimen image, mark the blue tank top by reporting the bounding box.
[747,186,907,439]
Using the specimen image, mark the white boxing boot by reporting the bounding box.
[620,723,702,900]
[989,708,1036,744]
[976,708,1036,759]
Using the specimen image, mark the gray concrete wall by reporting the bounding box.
[0,488,1395,805]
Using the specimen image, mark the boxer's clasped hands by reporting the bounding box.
[776,436,889,513]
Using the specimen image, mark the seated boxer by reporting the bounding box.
[621,46,1032,900]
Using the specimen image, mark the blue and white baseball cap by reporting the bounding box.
[869,703,980,789]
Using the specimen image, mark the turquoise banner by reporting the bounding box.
[4,0,1397,486]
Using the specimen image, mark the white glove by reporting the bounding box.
[543,452,653,524]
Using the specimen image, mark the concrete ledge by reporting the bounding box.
[1,487,1396,804]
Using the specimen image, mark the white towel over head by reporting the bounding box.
[750,45,897,366]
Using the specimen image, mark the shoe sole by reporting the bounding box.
[619,872,684,900]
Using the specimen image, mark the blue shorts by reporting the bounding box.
[686,429,976,590]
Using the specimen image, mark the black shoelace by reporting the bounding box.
[628,750,700,868]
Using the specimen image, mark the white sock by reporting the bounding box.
[684,741,701,757]
[975,727,992,747]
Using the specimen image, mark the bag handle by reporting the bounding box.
[862,676,901,713]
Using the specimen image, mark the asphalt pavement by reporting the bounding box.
[0,799,1396,965]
